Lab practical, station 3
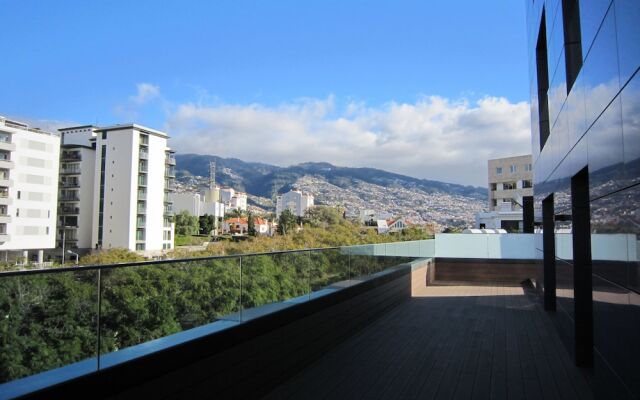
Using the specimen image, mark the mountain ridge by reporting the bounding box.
[175,153,487,200]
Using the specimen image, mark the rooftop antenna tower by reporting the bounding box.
[209,160,216,189]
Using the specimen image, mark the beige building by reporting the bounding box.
[487,155,533,211]
[476,155,533,231]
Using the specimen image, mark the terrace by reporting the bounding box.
[0,235,629,399]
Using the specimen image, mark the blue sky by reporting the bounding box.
[1,1,532,185]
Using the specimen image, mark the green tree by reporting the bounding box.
[225,208,244,219]
[247,212,257,236]
[303,206,343,228]
[199,214,215,235]
[175,210,198,236]
[277,209,297,235]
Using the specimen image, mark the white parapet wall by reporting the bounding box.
[341,233,639,262]
[434,234,537,259]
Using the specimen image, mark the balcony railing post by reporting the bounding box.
[348,248,351,281]
[96,268,102,370]
[239,256,243,323]
[307,250,312,301]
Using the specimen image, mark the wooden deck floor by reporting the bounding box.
[263,284,594,400]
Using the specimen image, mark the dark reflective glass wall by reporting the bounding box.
[526,0,640,396]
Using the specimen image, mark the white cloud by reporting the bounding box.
[118,84,532,187]
[130,83,160,105]
[166,95,531,186]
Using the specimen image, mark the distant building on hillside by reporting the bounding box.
[223,217,247,235]
[169,192,225,233]
[222,216,273,235]
[219,187,247,211]
[475,155,533,231]
[276,189,314,218]
[359,209,393,225]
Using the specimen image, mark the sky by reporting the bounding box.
[0,1,532,186]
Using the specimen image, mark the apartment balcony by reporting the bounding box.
[165,156,176,165]
[60,153,82,162]
[0,233,9,242]
[137,206,147,214]
[60,168,81,175]
[138,192,147,200]
[0,215,11,224]
[139,151,149,160]
[0,160,15,169]
[0,194,11,205]
[0,141,16,152]
[59,206,80,215]
[60,181,80,188]
[0,178,13,187]
[59,195,80,202]
[0,235,628,399]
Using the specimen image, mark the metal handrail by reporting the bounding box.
[0,246,342,277]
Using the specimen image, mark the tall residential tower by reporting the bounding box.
[57,124,175,254]
[0,117,60,262]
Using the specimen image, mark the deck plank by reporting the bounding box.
[262,283,595,400]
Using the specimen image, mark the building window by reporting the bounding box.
[523,180,533,188]
[562,0,582,94]
[536,8,551,149]
[102,132,107,140]
[524,163,532,172]
[504,182,517,190]
[510,165,517,173]
[136,243,145,251]
[496,167,503,175]
[490,183,497,191]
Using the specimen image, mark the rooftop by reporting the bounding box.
[264,283,595,399]
[0,116,59,137]
[94,123,168,138]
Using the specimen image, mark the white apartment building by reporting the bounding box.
[475,155,533,231]
[57,124,175,254]
[93,125,175,252]
[0,117,60,261]
[276,189,314,218]
[57,126,97,250]
[219,187,248,211]
[170,191,225,221]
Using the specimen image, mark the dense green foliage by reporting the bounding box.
[174,235,208,247]
[175,210,199,236]
[247,212,256,236]
[0,250,410,383]
[198,214,215,235]
[277,209,297,235]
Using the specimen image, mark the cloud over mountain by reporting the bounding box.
[166,95,531,186]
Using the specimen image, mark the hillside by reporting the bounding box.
[174,154,488,227]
